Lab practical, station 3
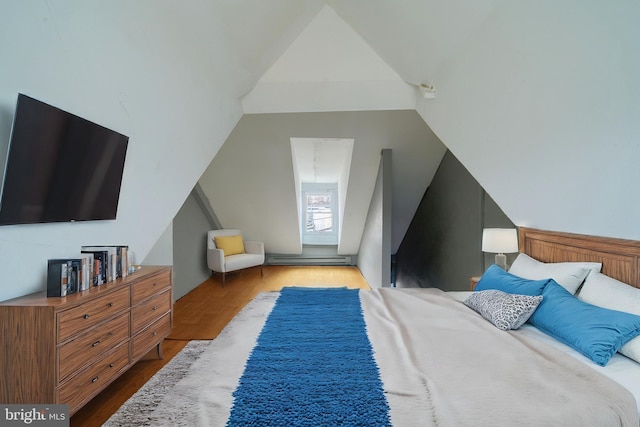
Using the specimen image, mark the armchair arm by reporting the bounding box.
[244,240,264,255]
[207,248,225,273]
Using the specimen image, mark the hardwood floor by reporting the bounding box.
[70,265,370,426]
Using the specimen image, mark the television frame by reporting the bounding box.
[0,93,129,226]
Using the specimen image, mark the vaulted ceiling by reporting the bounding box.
[199,5,446,254]
[199,1,640,255]
[1,1,638,301]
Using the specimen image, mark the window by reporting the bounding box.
[291,137,354,248]
[302,183,338,245]
[305,192,333,233]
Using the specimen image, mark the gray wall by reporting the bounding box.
[395,151,514,291]
[199,111,446,256]
[358,149,392,288]
[172,189,216,300]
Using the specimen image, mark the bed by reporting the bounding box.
[112,228,640,426]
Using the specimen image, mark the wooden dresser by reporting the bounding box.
[0,265,172,415]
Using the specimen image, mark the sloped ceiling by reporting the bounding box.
[199,5,446,255]
[0,1,328,301]
[242,5,416,113]
[411,1,640,240]
[1,1,639,301]
[206,1,640,246]
[328,0,502,86]
[333,1,640,241]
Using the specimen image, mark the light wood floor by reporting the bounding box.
[70,265,370,427]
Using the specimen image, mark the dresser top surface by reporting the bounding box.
[0,266,171,308]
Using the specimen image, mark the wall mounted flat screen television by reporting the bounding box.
[0,93,129,226]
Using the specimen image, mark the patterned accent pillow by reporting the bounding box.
[464,290,543,331]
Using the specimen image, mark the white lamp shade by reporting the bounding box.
[482,228,518,254]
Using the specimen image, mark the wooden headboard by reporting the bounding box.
[519,227,640,289]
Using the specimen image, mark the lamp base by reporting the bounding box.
[495,253,507,270]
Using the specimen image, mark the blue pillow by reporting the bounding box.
[529,281,640,366]
[475,264,550,296]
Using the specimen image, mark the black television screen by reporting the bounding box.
[0,94,129,226]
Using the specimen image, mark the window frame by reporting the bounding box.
[301,182,338,245]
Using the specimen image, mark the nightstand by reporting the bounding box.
[470,276,481,291]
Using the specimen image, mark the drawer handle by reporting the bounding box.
[108,302,114,307]
[83,314,90,319]
[153,282,157,286]
[152,332,157,336]
[92,340,101,347]
[91,376,99,383]
[152,306,158,311]
[109,363,114,368]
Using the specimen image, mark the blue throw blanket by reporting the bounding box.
[227,287,391,426]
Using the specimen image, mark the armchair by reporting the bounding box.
[207,229,264,286]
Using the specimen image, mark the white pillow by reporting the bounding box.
[578,272,640,364]
[508,253,601,294]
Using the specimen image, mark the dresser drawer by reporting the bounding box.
[131,270,171,305]
[58,342,129,413]
[57,287,129,343]
[132,289,171,334]
[132,312,171,361]
[58,311,130,381]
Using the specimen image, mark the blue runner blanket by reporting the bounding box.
[227,287,391,426]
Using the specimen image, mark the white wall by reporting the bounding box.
[0,1,318,301]
[142,224,173,267]
[412,1,640,241]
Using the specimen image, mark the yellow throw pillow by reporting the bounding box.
[214,235,245,256]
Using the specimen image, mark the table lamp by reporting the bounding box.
[482,228,518,270]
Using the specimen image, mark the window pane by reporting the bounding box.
[305,193,333,233]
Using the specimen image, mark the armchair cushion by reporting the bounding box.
[225,253,265,272]
[214,235,245,256]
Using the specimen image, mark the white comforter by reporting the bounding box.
[449,290,640,418]
[362,288,639,426]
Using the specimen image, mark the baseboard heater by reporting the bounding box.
[266,255,354,266]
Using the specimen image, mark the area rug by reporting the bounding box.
[227,287,391,426]
[103,340,211,427]
[105,291,279,426]
[105,288,391,426]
